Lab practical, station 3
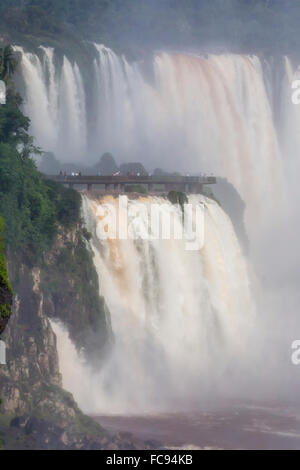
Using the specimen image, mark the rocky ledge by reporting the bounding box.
[0,414,160,450]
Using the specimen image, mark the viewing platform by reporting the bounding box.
[47,174,216,193]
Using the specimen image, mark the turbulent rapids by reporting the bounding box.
[15,43,298,414]
[52,194,255,414]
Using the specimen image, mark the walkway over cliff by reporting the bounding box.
[47,175,216,193]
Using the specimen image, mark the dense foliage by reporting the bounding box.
[1,1,300,54]
[0,46,17,83]
[125,184,147,194]
[41,235,110,361]
[0,217,13,323]
[0,60,81,265]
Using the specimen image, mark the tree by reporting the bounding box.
[39,152,61,175]
[0,46,17,83]
[94,152,118,176]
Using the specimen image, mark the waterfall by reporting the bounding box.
[14,46,58,152]
[52,194,255,414]
[14,44,300,413]
[14,46,87,162]
[15,44,290,230]
[58,57,87,159]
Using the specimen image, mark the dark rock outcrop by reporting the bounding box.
[208,177,249,253]
[0,217,13,337]
[0,283,12,336]
[41,223,112,362]
[0,224,111,449]
[2,414,159,450]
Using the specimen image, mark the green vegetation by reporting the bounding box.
[38,152,61,175]
[28,383,105,436]
[0,46,17,83]
[44,180,81,230]
[41,236,110,360]
[0,146,81,264]
[167,191,188,212]
[0,64,81,264]
[125,184,148,194]
[1,1,300,55]
[0,221,12,443]
[0,43,107,341]
[0,217,13,321]
[0,46,111,448]
[0,407,13,450]
[0,384,104,449]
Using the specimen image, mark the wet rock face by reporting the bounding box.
[0,269,13,337]
[0,229,111,449]
[5,414,160,450]
[0,315,9,337]
[0,221,111,414]
[0,250,158,449]
[0,220,109,423]
[0,262,109,448]
[0,217,13,336]
[41,224,112,363]
[0,265,62,415]
[0,222,156,450]
[8,415,78,450]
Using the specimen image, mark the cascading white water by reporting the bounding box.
[15,44,289,229]
[276,56,300,200]
[15,43,300,414]
[91,47,285,229]
[52,194,255,414]
[14,46,58,152]
[58,57,87,159]
[14,46,87,162]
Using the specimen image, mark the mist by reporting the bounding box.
[5,1,300,55]
[14,39,300,414]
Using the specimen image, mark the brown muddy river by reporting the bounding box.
[93,403,300,450]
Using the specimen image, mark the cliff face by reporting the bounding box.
[0,223,113,449]
[0,265,62,416]
[0,282,13,337]
[41,224,112,362]
[0,218,13,337]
